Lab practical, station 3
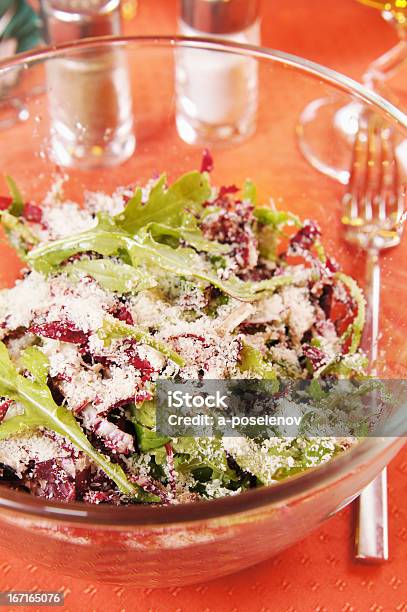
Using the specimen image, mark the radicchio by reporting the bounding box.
[165,443,177,498]
[218,185,239,199]
[111,304,134,326]
[200,148,214,173]
[290,220,320,250]
[0,400,12,423]
[81,405,135,455]
[302,344,329,371]
[29,321,88,345]
[0,196,12,211]
[27,459,76,502]
[23,202,43,223]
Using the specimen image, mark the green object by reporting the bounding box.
[97,317,185,367]
[242,179,257,205]
[0,0,42,53]
[25,171,294,301]
[65,257,156,294]
[239,342,278,384]
[5,175,24,217]
[114,171,211,233]
[336,271,366,354]
[135,424,170,453]
[0,210,38,255]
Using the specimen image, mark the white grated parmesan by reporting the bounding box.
[40,202,96,241]
[281,285,315,339]
[0,272,50,334]
[0,432,71,477]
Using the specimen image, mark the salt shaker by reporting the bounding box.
[176,0,260,145]
[41,0,135,168]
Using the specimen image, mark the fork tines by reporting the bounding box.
[342,110,405,250]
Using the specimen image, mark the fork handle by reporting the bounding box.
[355,249,388,562]
[356,468,389,561]
[361,249,380,368]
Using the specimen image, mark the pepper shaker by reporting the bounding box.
[176,0,260,145]
[41,0,135,168]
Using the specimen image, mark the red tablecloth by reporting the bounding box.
[0,1,406,610]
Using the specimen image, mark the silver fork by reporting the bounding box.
[341,111,405,562]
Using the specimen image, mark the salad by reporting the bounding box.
[0,158,366,505]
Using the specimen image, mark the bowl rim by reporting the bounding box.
[0,35,405,525]
[0,34,406,130]
[0,438,403,525]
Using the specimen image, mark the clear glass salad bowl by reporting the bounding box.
[0,37,406,588]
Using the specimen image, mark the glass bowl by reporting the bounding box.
[0,37,406,588]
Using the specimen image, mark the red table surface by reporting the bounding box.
[1,1,406,610]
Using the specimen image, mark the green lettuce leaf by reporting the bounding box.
[130,401,170,453]
[147,222,230,254]
[0,210,39,257]
[0,342,148,499]
[239,342,278,387]
[253,208,301,261]
[28,213,128,274]
[242,179,257,205]
[132,400,156,428]
[19,346,49,383]
[129,233,293,302]
[114,171,211,234]
[6,175,24,217]
[134,424,170,452]
[336,272,366,354]
[254,207,302,230]
[98,318,185,367]
[65,257,156,294]
[308,378,328,401]
[173,437,233,482]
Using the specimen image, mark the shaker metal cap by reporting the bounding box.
[181,0,260,34]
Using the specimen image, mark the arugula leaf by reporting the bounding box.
[114,187,143,234]
[29,222,227,280]
[0,342,146,499]
[242,179,257,205]
[239,342,279,388]
[253,208,301,261]
[65,258,156,294]
[27,220,237,296]
[98,318,185,367]
[147,222,230,255]
[254,207,302,229]
[0,210,39,256]
[129,233,293,302]
[28,213,127,274]
[130,401,170,452]
[173,437,233,481]
[132,400,156,428]
[114,172,211,234]
[27,183,292,301]
[308,378,328,401]
[336,272,366,354]
[134,424,170,452]
[25,170,293,302]
[19,346,49,383]
[6,176,24,217]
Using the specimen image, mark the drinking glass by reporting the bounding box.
[297,0,407,184]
